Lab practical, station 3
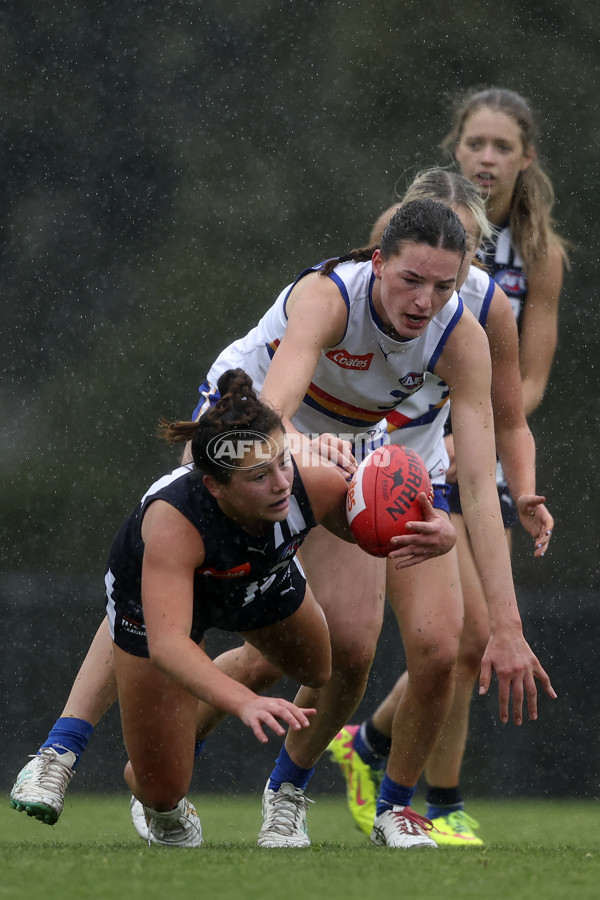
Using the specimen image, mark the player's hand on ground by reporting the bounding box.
[309,433,357,475]
[516,493,554,557]
[478,628,557,725]
[240,696,316,744]
[387,493,456,568]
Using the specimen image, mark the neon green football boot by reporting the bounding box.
[430,809,484,847]
[326,725,383,836]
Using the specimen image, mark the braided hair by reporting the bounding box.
[160,369,284,483]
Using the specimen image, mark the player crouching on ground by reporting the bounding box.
[108,368,443,848]
[105,369,348,846]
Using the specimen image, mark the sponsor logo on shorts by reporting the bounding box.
[120,616,146,637]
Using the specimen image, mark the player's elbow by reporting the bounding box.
[146,637,179,677]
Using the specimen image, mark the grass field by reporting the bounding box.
[1,794,598,900]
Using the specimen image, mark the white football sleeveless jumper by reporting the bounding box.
[193,259,463,454]
[386,265,496,481]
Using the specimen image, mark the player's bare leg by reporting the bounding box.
[384,547,463,787]
[424,515,489,787]
[257,527,386,848]
[282,527,386,768]
[61,617,118,722]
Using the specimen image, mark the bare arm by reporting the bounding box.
[140,501,315,742]
[436,315,556,723]
[518,242,563,416]
[292,438,354,541]
[260,271,348,421]
[260,272,356,472]
[485,285,553,555]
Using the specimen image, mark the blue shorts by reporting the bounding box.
[431,483,452,515]
[446,480,518,529]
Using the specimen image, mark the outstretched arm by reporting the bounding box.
[437,315,556,723]
[485,284,553,556]
[141,501,315,742]
[260,271,356,473]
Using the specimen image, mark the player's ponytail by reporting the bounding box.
[319,245,377,277]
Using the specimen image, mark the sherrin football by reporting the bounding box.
[346,444,433,557]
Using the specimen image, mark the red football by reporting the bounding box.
[346,444,433,557]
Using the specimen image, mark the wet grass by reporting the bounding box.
[1,795,598,900]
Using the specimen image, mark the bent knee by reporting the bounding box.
[331,643,375,683]
[240,653,283,692]
[302,659,332,690]
[127,769,189,812]
[409,638,459,682]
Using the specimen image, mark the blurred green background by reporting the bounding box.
[1,1,598,797]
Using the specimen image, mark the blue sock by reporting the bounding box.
[354,722,389,770]
[40,717,94,769]
[268,745,314,792]
[376,773,416,816]
[194,739,206,758]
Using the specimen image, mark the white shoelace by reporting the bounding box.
[264,788,313,836]
[24,751,74,794]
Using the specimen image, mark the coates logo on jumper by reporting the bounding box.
[326,349,374,370]
[206,430,281,470]
[399,372,424,390]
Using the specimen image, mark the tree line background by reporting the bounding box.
[1,0,599,798]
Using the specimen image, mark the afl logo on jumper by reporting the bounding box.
[326,349,374,370]
[399,372,424,391]
[494,268,527,296]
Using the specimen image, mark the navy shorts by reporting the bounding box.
[446,480,518,529]
[107,559,307,659]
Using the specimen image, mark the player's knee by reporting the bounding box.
[410,639,459,695]
[333,643,374,680]
[243,655,283,692]
[457,622,489,678]
[125,764,189,812]
[326,643,375,703]
[144,777,190,811]
[302,658,332,690]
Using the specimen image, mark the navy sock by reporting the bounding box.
[268,745,314,792]
[376,773,416,816]
[40,717,94,769]
[425,785,463,820]
[194,739,206,758]
[364,719,392,759]
[354,721,389,770]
